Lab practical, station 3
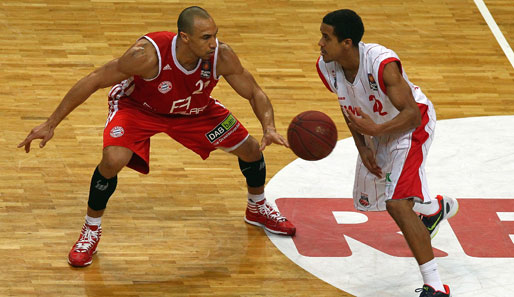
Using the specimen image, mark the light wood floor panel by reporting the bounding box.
[1,0,512,296]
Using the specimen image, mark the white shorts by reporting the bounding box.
[353,103,436,211]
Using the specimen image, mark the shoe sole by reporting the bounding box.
[244,217,292,235]
[431,197,460,240]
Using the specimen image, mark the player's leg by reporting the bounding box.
[353,140,439,271]
[68,100,160,267]
[86,146,132,217]
[410,103,458,240]
[383,104,449,295]
[386,199,450,296]
[230,135,263,194]
[166,100,295,236]
[68,146,132,267]
[385,198,434,264]
[230,136,296,236]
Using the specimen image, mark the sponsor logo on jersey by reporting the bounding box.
[158,81,172,94]
[163,64,172,70]
[201,60,212,78]
[368,73,378,91]
[109,126,124,138]
[205,114,237,144]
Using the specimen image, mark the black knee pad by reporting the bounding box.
[238,154,266,187]
[88,166,118,211]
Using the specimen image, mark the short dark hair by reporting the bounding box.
[177,6,211,34]
[322,9,364,46]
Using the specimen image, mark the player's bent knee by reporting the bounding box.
[386,198,414,216]
[233,136,261,162]
[238,154,266,188]
[100,146,133,177]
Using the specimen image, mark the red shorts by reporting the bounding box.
[103,98,249,174]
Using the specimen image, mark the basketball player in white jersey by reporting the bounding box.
[316,9,458,297]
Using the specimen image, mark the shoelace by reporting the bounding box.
[74,226,100,252]
[258,201,286,222]
[414,287,430,296]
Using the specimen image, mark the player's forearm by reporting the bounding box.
[375,107,421,136]
[343,111,367,150]
[46,76,101,127]
[250,90,276,133]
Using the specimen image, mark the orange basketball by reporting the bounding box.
[287,110,338,161]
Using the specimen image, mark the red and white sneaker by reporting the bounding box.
[68,223,102,267]
[245,199,296,236]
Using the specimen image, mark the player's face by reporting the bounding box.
[189,17,218,60]
[318,23,344,63]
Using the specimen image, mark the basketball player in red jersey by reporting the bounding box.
[18,6,296,267]
[316,10,458,297]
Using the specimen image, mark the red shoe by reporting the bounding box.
[245,199,296,236]
[68,223,102,267]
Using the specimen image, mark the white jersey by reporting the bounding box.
[317,42,431,124]
[317,42,437,211]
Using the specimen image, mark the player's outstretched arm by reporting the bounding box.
[18,39,158,153]
[217,43,289,150]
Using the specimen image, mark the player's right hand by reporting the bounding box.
[17,122,55,153]
[358,146,382,178]
[259,127,289,151]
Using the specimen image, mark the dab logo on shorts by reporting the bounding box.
[205,114,238,144]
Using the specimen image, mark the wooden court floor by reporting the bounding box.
[1,0,513,296]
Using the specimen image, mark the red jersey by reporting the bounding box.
[109,31,219,115]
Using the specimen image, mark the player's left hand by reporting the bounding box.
[345,107,381,136]
[260,127,289,151]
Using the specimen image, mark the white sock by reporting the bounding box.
[85,215,102,226]
[248,193,265,203]
[419,259,444,292]
[413,198,440,216]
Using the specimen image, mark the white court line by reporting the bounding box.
[474,0,514,69]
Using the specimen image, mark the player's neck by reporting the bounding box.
[176,39,201,71]
[338,46,360,83]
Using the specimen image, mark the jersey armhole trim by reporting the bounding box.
[316,56,335,93]
[140,36,162,81]
[377,57,401,95]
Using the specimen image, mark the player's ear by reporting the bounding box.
[179,31,189,43]
[341,38,353,48]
